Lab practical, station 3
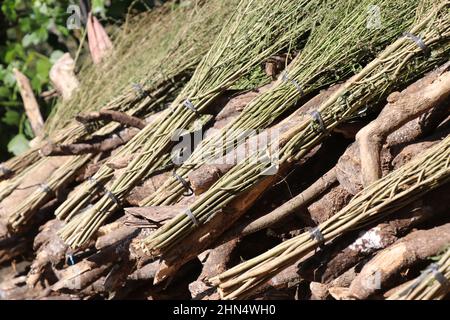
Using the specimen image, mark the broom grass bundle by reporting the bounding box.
[211,135,450,299]
[58,0,323,248]
[140,0,426,207]
[388,248,450,300]
[139,0,450,261]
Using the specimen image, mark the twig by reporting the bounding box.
[76,110,146,129]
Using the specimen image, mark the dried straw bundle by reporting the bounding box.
[139,0,450,264]
[58,0,322,248]
[141,0,427,207]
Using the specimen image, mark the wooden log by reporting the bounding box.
[307,185,353,224]
[219,166,336,242]
[13,69,44,136]
[345,223,450,299]
[189,238,240,299]
[27,219,68,287]
[355,62,450,186]
[336,104,449,195]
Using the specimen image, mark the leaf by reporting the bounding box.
[7,133,30,156]
[36,57,51,78]
[0,86,10,98]
[49,50,64,64]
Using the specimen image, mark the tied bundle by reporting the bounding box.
[57,0,323,248]
[139,0,450,271]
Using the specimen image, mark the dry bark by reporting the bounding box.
[13,68,44,136]
[307,185,353,224]
[189,238,240,299]
[355,62,450,186]
[125,172,171,205]
[312,267,359,300]
[27,219,68,287]
[344,223,450,299]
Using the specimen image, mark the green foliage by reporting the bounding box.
[0,0,73,160]
[0,0,159,160]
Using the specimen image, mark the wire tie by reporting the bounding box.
[183,99,199,114]
[309,227,325,243]
[282,71,304,95]
[39,183,52,194]
[310,110,327,133]
[0,165,12,175]
[67,254,75,266]
[429,263,449,287]
[104,188,120,207]
[403,32,430,56]
[184,208,199,227]
[400,263,448,296]
[173,171,194,196]
[88,176,99,187]
[132,82,146,98]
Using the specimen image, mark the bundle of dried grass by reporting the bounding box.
[140,0,426,208]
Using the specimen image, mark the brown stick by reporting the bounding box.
[356,62,450,186]
[13,69,44,136]
[147,164,288,284]
[76,110,146,129]
[41,127,139,156]
[189,238,240,300]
